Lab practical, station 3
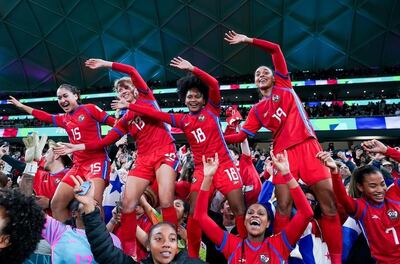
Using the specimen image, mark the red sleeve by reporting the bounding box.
[331,172,358,215]
[32,109,64,127]
[252,38,291,88]
[192,67,220,109]
[283,184,314,246]
[224,131,247,144]
[238,106,263,137]
[385,147,400,163]
[193,189,225,246]
[85,115,129,150]
[85,104,114,126]
[112,62,149,94]
[128,102,184,129]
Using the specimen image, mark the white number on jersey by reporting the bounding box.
[224,167,240,182]
[71,127,81,140]
[191,128,206,143]
[271,107,287,123]
[386,227,400,245]
[90,162,101,174]
[133,116,145,130]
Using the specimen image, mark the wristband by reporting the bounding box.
[23,162,38,177]
[282,172,294,182]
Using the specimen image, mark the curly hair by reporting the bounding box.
[0,189,45,264]
[177,74,209,103]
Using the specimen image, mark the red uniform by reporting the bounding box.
[128,67,242,195]
[194,173,313,264]
[239,154,262,206]
[32,105,114,186]
[332,172,400,263]
[225,38,329,186]
[85,62,178,182]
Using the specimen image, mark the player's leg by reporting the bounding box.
[311,179,342,264]
[91,178,106,217]
[118,175,150,257]
[155,163,178,226]
[187,191,202,258]
[273,183,293,233]
[225,188,247,238]
[50,181,75,222]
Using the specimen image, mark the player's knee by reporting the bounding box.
[122,196,138,213]
[319,200,337,216]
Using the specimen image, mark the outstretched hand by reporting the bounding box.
[270,150,290,175]
[224,30,251,45]
[362,139,388,154]
[53,142,79,155]
[316,151,338,173]
[8,96,24,108]
[170,57,194,71]
[85,58,112,69]
[111,98,129,110]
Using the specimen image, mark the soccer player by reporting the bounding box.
[223,31,342,263]
[112,57,247,258]
[54,59,178,257]
[317,151,400,263]
[194,151,313,264]
[8,84,114,221]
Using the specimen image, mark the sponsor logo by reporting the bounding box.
[55,178,61,185]
[371,215,380,220]
[184,122,191,127]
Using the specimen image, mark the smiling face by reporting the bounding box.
[185,88,205,112]
[57,87,79,113]
[254,66,274,96]
[116,79,138,103]
[245,204,269,237]
[357,172,387,204]
[43,148,56,171]
[149,224,178,264]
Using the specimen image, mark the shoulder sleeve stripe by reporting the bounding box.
[215,231,228,252]
[241,128,255,137]
[281,230,295,251]
[275,70,289,80]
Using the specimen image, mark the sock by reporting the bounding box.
[161,206,178,227]
[115,212,137,257]
[320,214,342,264]
[273,211,290,234]
[235,214,247,238]
[187,215,202,258]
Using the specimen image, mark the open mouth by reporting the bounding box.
[160,251,172,257]
[374,193,384,200]
[250,219,261,227]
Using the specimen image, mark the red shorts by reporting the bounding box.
[62,158,111,187]
[128,144,178,182]
[190,160,243,195]
[273,138,330,186]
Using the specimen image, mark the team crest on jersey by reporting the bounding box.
[272,94,280,102]
[78,114,85,122]
[55,178,61,185]
[387,209,399,220]
[198,115,205,122]
[259,254,270,263]
[192,176,197,183]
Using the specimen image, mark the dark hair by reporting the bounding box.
[0,172,8,188]
[64,200,80,228]
[0,189,45,264]
[349,165,381,197]
[177,74,209,103]
[59,154,73,168]
[300,185,322,219]
[58,84,81,103]
[147,222,177,248]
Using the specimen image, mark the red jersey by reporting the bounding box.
[239,154,262,205]
[32,104,114,164]
[217,231,292,264]
[33,168,68,199]
[225,39,316,153]
[333,172,400,263]
[128,67,234,167]
[85,63,174,155]
[352,198,400,263]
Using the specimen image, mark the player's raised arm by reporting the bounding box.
[170,57,220,108]
[225,30,289,86]
[316,151,357,214]
[362,139,400,162]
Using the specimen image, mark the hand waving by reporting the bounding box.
[224,30,251,45]
[170,57,194,71]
